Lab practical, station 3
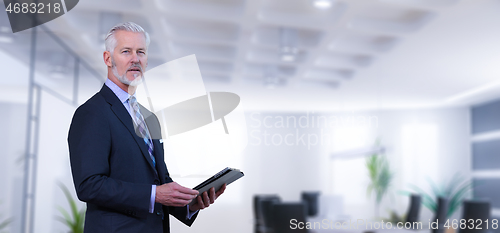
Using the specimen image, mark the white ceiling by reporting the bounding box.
[1,0,500,111]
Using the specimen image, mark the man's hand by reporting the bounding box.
[155,182,199,207]
[189,183,226,212]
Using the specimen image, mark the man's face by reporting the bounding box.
[109,30,148,86]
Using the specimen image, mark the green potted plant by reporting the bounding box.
[403,174,473,218]
[56,183,85,233]
[366,153,394,218]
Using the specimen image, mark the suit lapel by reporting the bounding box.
[100,85,157,174]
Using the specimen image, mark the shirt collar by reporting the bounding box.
[105,78,136,104]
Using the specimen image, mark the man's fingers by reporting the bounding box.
[167,197,190,207]
[176,185,199,196]
[174,192,197,201]
[194,195,205,209]
[156,182,200,207]
[203,192,210,208]
[173,183,199,200]
[209,187,216,204]
[174,200,190,207]
[215,184,226,198]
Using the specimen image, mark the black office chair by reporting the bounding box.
[405,194,421,225]
[433,197,449,233]
[253,195,281,233]
[272,202,308,233]
[459,200,490,233]
[254,195,276,231]
[301,191,320,217]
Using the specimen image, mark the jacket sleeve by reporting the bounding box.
[168,205,198,226]
[68,104,151,217]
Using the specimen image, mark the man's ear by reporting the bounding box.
[103,51,112,68]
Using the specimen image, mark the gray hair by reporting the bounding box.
[104,22,150,53]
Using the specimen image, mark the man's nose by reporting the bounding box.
[131,52,140,63]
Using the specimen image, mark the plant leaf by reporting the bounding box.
[408,184,437,212]
[57,206,71,224]
[447,181,473,217]
[397,190,413,196]
[405,174,473,217]
[366,153,394,206]
[0,218,13,230]
[56,182,86,233]
[427,177,443,198]
[445,173,462,197]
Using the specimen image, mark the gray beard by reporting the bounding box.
[111,59,143,87]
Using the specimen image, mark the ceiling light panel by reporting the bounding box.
[313,0,333,10]
[380,0,459,8]
[259,0,347,28]
[253,25,323,49]
[300,79,340,89]
[197,60,234,73]
[243,63,296,77]
[163,17,240,43]
[316,52,374,68]
[169,41,237,61]
[77,0,142,10]
[247,47,308,64]
[329,32,400,53]
[349,5,435,33]
[157,0,245,20]
[304,67,354,80]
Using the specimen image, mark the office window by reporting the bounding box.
[401,124,439,188]
[330,125,372,205]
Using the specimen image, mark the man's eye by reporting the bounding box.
[122,50,129,53]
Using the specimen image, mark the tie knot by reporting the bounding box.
[129,96,139,110]
[129,96,137,103]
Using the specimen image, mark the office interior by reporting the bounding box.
[1,0,500,232]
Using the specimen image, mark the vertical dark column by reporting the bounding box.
[21,24,37,233]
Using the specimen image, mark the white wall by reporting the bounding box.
[33,91,83,233]
[0,102,26,233]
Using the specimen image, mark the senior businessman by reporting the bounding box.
[68,22,226,233]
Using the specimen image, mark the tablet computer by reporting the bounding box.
[189,167,244,205]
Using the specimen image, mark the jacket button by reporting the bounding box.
[156,211,161,216]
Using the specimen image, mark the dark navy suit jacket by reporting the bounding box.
[68,84,197,233]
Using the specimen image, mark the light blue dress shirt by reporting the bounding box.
[104,79,197,219]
